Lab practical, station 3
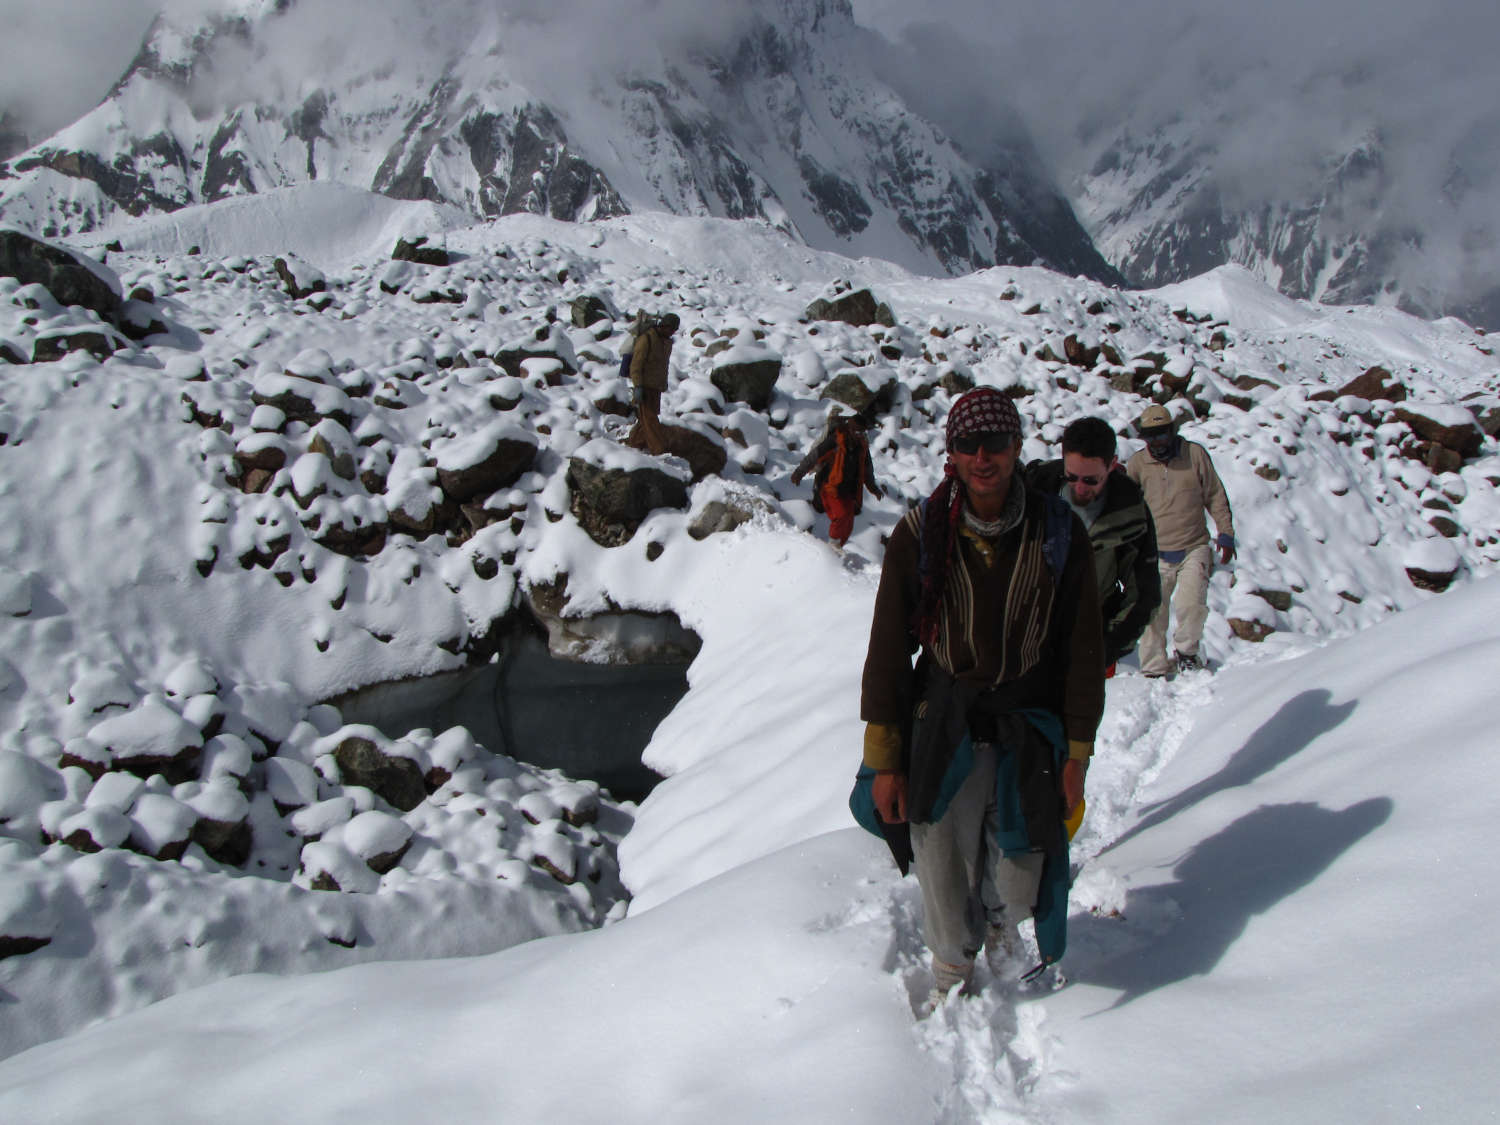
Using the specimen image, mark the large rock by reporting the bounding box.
[273,255,327,300]
[1392,404,1484,458]
[333,736,427,812]
[821,371,896,416]
[433,425,537,502]
[566,457,691,547]
[711,357,781,411]
[570,295,613,328]
[88,699,203,785]
[1328,365,1407,403]
[0,230,122,322]
[391,236,451,266]
[656,424,728,481]
[805,286,895,328]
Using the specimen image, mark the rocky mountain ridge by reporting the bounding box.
[0,0,1116,286]
[1073,118,1500,331]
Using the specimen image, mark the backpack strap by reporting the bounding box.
[1039,492,1072,582]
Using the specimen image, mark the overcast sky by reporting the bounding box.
[2,0,1496,298]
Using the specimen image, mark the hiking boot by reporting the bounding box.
[1174,651,1202,672]
[922,956,974,1014]
[983,915,1027,979]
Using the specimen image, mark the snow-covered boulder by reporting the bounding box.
[0,567,31,617]
[0,875,57,960]
[1404,538,1462,592]
[565,439,692,546]
[341,810,412,874]
[433,421,538,503]
[128,793,198,861]
[0,751,64,840]
[87,697,203,784]
[0,229,121,322]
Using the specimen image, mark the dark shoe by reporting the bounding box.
[1174,651,1202,672]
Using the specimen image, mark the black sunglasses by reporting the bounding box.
[1064,472,1103,486]
[951,432,1015,455]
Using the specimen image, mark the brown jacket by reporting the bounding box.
[629,326,673,392]
[1125,439,1233,552]
[860,487,1105,769]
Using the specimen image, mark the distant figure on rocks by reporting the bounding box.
[789,408,883,547]
[852,388,1105,1005]
[624,311,679,455]
[1125,404,1235,678]
[1027,416,1160,677]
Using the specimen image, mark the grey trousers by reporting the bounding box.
[1140,543,1213,675]
[910,742,1044,967]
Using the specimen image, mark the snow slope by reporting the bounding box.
[1,183,1499,1118]
[1,573,1495,1123]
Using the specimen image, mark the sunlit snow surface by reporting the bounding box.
[1,186,1498,1121]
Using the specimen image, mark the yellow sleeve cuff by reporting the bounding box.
[1068,739,1094,761]
[863,722,904,771]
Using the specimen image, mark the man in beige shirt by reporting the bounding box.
[1125,404,1234,677]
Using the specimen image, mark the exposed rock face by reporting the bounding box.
[1074,123,1500,329]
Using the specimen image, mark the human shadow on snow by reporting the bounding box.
[1113,689,1356,849]
[1068,797,1393,1009]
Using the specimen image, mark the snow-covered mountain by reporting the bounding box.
[1071,106,1500,330]
[0,0,1116,284]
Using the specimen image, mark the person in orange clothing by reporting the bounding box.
[790,409,883,547]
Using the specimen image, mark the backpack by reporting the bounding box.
[617,309,663,381]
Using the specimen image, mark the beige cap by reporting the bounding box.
[1135,404,1175,435]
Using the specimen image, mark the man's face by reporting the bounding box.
[949,432,1021,511]
[1145,432,1176,461]
[1062,452,1113,505]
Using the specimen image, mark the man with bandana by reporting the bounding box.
[858,388,1105,1003]
[1125,404,1235,677]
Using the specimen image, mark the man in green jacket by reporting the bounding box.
[860,388,1105,1002]
[1027,416,1161,674]
[1125,404,1235,677]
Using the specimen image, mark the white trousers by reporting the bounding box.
[1140,543,1213,675]
[910,743,1044,968]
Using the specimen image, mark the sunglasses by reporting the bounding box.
[951,432,1015,455]
[1064,472,1104,486]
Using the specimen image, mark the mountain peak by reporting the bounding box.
[0,0,1114,284]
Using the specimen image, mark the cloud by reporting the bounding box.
[0,0,761,145]
[0,0,159,138]
[850,0,1500,302]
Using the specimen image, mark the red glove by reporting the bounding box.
[1061,758,1088,818]
[872,770,908,824]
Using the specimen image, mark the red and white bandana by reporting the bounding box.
[945,388,1022,450]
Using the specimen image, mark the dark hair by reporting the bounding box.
[657,313,680,334]
[1060,416,1117,463]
